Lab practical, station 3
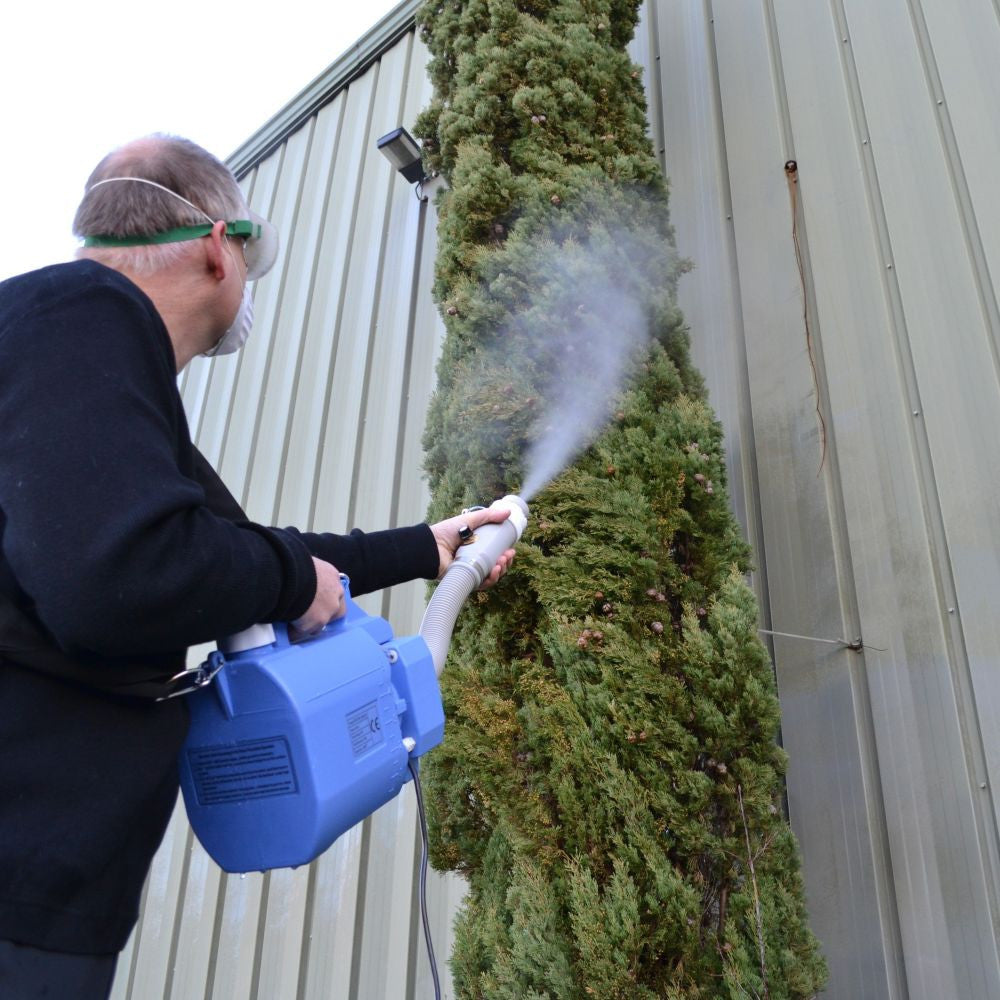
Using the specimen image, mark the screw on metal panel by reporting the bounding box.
[887,263,893,269]
[981,782,988,789]
[948,608,955,614]
[913,410,920,416]
[863,139,869,145]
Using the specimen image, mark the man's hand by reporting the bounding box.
[293,557,346,635]
[430,507,516,588]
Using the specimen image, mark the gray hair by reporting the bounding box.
[74,134,247,276]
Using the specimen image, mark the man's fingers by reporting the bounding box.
[454,506,512,549]
[478,548,516,590]
[294,558,346,632]
[465,506,511,531]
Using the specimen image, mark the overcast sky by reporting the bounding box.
[0,0,403,281]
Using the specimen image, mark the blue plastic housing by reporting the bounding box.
[179,594,444,873]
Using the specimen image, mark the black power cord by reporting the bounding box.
[408,759,442,1000]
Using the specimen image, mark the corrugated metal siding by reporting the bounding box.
[116,1,1000,996]
[638,1,1000,997]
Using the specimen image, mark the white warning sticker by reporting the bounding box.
[347,700,384,758]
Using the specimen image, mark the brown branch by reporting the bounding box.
[784,160,827,475]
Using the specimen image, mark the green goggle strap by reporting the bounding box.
[83,219,260,248]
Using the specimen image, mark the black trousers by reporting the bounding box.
[0,939,118,1000]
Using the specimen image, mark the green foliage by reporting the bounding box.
[416,0,826,995]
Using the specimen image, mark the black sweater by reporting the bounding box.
[0,261,438,953]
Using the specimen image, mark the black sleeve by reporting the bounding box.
[286,524,440,597]
[0,281,316,656]
[190,447,248,522]
[187,448,439,598]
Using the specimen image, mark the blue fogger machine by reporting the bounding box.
[179,495,528,873]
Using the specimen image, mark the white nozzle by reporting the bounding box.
[419,495,529,675]
[450,495,528,589]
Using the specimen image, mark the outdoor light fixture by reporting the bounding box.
[376,126,426,184]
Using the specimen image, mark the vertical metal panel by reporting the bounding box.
[118,1,1000,997]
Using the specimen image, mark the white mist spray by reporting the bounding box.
[433,214,671,504]
[520,293,646,500]
[515,230,656,500]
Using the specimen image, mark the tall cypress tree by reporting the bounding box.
[415,1,827,996]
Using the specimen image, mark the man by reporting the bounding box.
[0,134,513,998]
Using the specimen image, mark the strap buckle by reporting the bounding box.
[155,649,226,701]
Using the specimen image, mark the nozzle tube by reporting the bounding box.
[419,495,528,676]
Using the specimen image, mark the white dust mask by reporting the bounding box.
[204,281,254,357]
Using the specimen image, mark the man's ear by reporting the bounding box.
[205,220,230,281]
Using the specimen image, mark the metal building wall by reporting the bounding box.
[116,0,1000,997]
[636,1,1000,998]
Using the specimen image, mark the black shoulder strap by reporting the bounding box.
[0,597,183,699]
[0,448,248,698]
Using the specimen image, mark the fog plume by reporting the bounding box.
[503,224,661,500]
[519,287,647,499]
